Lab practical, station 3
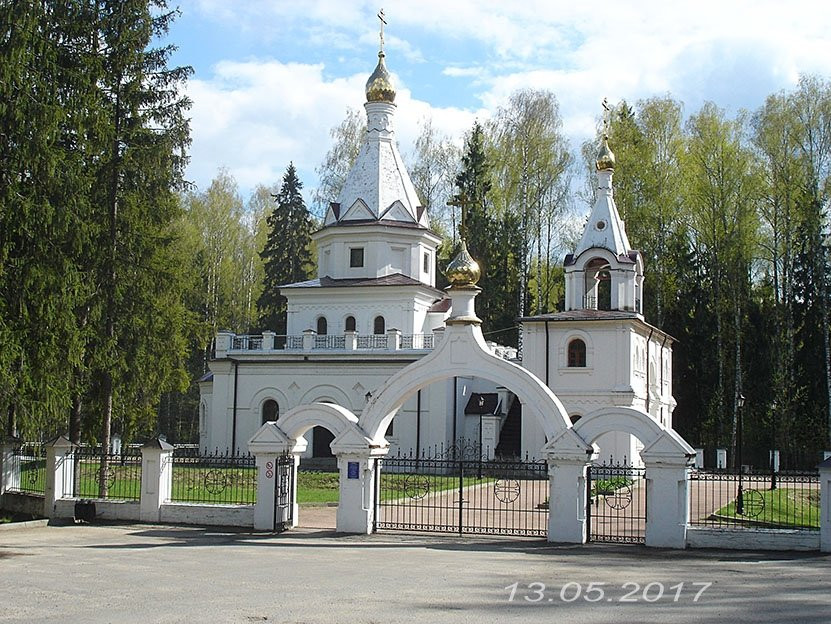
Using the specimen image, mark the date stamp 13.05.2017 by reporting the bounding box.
[504,581,712,604]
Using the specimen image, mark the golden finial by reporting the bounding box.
[596,98,616,171]
[445,193,481,287]
[365,8,396,103]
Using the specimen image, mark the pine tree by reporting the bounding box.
[258,163,315,334]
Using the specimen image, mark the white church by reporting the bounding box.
[198,44,676,465]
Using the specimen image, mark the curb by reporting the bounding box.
[0,519,49,532]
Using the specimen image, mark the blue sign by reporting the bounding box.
[347,461,360,479]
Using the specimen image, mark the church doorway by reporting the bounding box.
[312,427,335,458]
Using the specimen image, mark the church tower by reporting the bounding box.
[563,131,644,314]
[519,113,676,462]
[281,36,444,338]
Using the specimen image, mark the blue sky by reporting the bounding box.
[164,0,831,204]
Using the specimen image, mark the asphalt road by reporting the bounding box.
[1,523,829,623]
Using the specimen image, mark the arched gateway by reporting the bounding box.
[247,251,694,547]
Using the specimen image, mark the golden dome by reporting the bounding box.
[596,134,615,171]
[445,239,481,287]
[365,51,396,103]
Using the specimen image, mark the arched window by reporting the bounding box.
[584,258,611,310]
[567,338,587,367]
[570,414,582,424]
[345,315,356,332]
[373,315,385,335]
[316,316,328,335]
[261,399,279,424]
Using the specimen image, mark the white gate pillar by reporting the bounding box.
[44,435,75,518]
[1,437,20,495]
[819,457,831,553]
[249,422,297,531]
[642,437,693,549]
[140,438,174,523]
[333,429,388,534]
[335,453,377,534]
[543,429,594,544]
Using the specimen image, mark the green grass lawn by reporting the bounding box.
[715,487,820,529]
[299,471,493,504]
[17,462,494,506]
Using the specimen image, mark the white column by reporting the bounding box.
[1,439,19,495]
[643,462,690,549]
[44,436,74,519]
[140,438,174,523]
[302,329,316,351]
[819,459,831,553]
[480,415,501,460]
[716,448,727,469]
[344,330,357,351]
[694,448,704,468]
[254,453,277,530]
[215,331,233,358]
[261,331,276,350]
[336,453,378,534]
[546,458,589,543]
[386,328,401,351]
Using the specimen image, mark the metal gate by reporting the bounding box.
[587,459,647,543]
[272,453,295,532]
[374,444,549,537]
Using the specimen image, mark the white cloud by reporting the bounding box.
[180,0,831,198]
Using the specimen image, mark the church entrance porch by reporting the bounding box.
[374,446,549,537]
[586,458,647,544]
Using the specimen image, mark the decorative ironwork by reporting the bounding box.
[70,446,143,501]
[403,475,431,499]
[493,479,521,504]
[741,488,765,518]
[203,469,228,494]
[587,459,646,544]
[375,447,548,537]
[170,448,256,505]
[688,467,818,530]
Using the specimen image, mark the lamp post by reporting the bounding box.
[770,400,778,491]
[736,394,745,516]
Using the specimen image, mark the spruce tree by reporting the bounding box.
[453,122,521,346]
[258,163,315,335]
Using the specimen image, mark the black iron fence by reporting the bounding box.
[170,448,257,505]
[8,443,47,494]
[375,445,549,537]
[70,446,142,501]
[688,467,820,530]
[587,459,647,544]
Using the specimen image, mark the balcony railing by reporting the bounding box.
[218,331,440,356]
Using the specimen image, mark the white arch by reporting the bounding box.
[277,402,360,442]
[571,406,691,458]
[360,322,571,445]
[249,387,289,417]
[299,384,353,411]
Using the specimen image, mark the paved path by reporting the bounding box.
[1,523,829,623]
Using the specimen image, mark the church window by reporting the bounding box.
[350,247,364,268]
[567,339,587,367]
[261,399,279,425]
[595,220,607,231]
[345,315,356,332]
[570,414,582,424]
[316,316,328,335]
[423,252,430,273]
[374,315,386,335]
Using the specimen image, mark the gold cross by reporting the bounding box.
[447,192,471,240]
[602,97,611,136]
[378,8,387,53]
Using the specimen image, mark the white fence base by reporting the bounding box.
[686,527,820,551]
